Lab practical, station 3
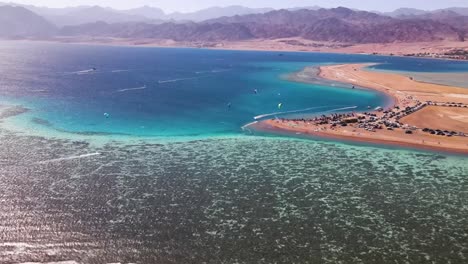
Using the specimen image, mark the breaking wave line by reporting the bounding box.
[254,105,343,120]
[324,106,358,113]
[36,153,101,164]
[241,121,258,130]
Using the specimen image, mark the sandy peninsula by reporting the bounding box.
[256,63,468,154]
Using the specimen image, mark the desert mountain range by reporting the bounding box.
[1,4,467,44]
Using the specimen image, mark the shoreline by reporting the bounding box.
[255,118,468,156]
[7,38,468,62]
[317,65,399,108]
[254,63,468,154]
[286,65,396,109]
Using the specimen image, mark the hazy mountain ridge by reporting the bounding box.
[165,6,274,21]
[0,5,56,37]
[44,6,163,26]
[123,6,165,20]
[0,4,466,44]
[384,8,428,17]
[59,7,465,43]
[205,7,393,25]
[2,2,468,26]
[0,3,278,26]
[384,7,468,17]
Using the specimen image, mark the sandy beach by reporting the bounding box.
[256,64,468,154]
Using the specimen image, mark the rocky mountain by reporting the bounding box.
[60,21,254,41]
[0,4,465,44]
[60,7,465,43]
[0,5,56,38]
[363,19,463,42]
[403,10,468,38]
[206,7,393,26]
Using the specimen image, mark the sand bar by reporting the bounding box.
[256,64,468,154]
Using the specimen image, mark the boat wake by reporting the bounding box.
[158,75,209,84]
[64,69,97,75]
[75,69,96,75]
[116,85,147,93]
[30,89,48,93]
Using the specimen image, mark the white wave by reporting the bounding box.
[324,106,358,112]
[211,69,230,73]
[111,69,130,73]
[195,69,230,74]
[241,121,258,130]
[116,85,147,93]
[36,153,101,164]
[254,105,339,120]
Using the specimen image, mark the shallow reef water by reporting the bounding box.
[0,128,467,263]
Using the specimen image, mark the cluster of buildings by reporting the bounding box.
[403,50,468,60]
[274,99,468,137]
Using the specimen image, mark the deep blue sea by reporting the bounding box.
[2,41,468,138]
[1,42,468,263]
